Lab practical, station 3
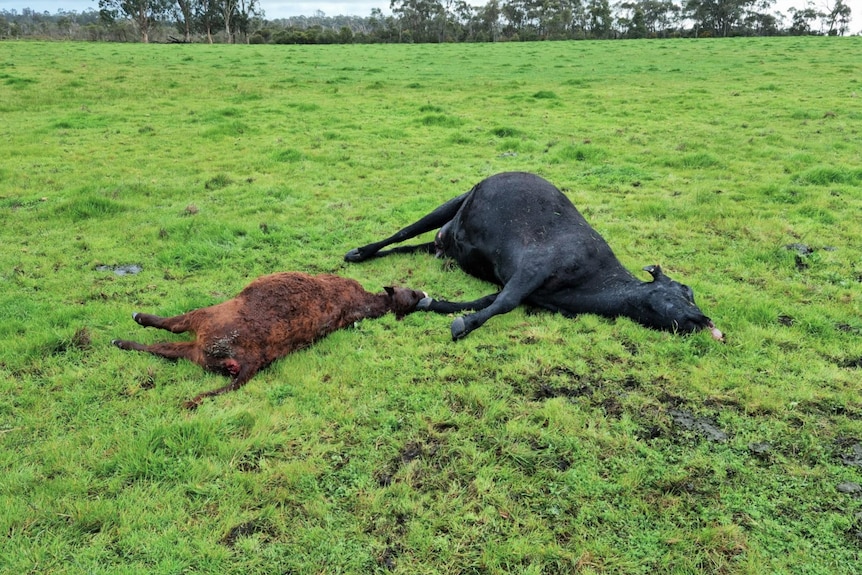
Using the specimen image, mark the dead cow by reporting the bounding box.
[113,272,428,408]
[345,171,722,341]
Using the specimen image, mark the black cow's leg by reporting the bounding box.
[344,192,468,262]
[450,267,549,340]
[419,293,499,314]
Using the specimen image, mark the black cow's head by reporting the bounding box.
[637,265,722,339]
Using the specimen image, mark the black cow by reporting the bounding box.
[345,171,723,341]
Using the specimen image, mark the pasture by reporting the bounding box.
[1,37,861,574]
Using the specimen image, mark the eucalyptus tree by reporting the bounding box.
[219,0,237,40]
[390,0,444,42]
[195,0,223,42]
[684,0,756,36]
[822,0,851,35]
[542,0,579,39]
[617,2,648,37]
[635,0,682,36]
[233,0,261,42]
[98,0,171,42]
[787,2,820,34]
[475,0,502,40]
[500,0,528,37]
[743,0,780,35]
[172,0,193,40]
[586,0,612,37]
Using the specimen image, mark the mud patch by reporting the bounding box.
[748,442,773,460]
[836,323,862,334]
[837,441,862,467]
[378,546,399,570]
[376,438,441,487]
[837,482,861,495]
[221,519,272,547]
[96,264,142,276]
[786,243,814,271]
[668,409,728,442]
[839,357,862,369]
[533,382,592,401]
[785,243,815,256]
[51,327,92,355]
[845,514,862,547]
[368,512,409,571]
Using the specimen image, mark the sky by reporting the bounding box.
[0,0,858,30]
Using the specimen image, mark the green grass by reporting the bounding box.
[1,37,862,574]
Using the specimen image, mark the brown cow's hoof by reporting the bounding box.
[182,398,202,410]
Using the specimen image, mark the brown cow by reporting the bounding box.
[113,272,428,408]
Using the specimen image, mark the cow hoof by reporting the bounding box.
[417,296,433,311]
[182,398,202,410]
[451,317,467,340]
[344,248,365,263]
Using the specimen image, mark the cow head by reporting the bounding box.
[637,265,722,340]
[384,286,430,320]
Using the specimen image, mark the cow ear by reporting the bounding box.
[384,286,396,297]
[642,265,664,281]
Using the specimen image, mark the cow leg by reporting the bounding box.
[183,363,258,410]
[449,267,549,340]
[344,192,468,262]
[419,293,499,314]
[372,242,437,258]
[112,339,198,362]
[133,312,193,334]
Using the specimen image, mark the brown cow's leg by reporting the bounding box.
[183,363,259,410]
[112,339,198,362]
[133,312,194,334]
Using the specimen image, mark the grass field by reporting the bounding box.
[1,37,861,574]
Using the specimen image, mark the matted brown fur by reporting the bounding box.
[113,272,427,408]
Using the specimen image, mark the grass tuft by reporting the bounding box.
[793,166,862,185]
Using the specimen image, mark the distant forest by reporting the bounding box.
[0,0,855,44]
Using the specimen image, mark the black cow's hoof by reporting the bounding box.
[451,317,467,340]
[417,297,433,311]
[344,248,365,263]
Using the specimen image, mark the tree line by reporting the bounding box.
[0,0,854,43]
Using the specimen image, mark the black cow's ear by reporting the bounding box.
[384,286,395,296]
[643,265,664,281]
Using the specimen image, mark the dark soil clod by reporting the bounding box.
[748,442,772,459]
[668,409,728,442]
[378,547,398,570]
[839,358,862,369]
[836,482,862,495]
[95,264,142,276]
[839,443,862,467]
[785,243,814,256]
[533,383,592,401]
[221,520,269,547]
